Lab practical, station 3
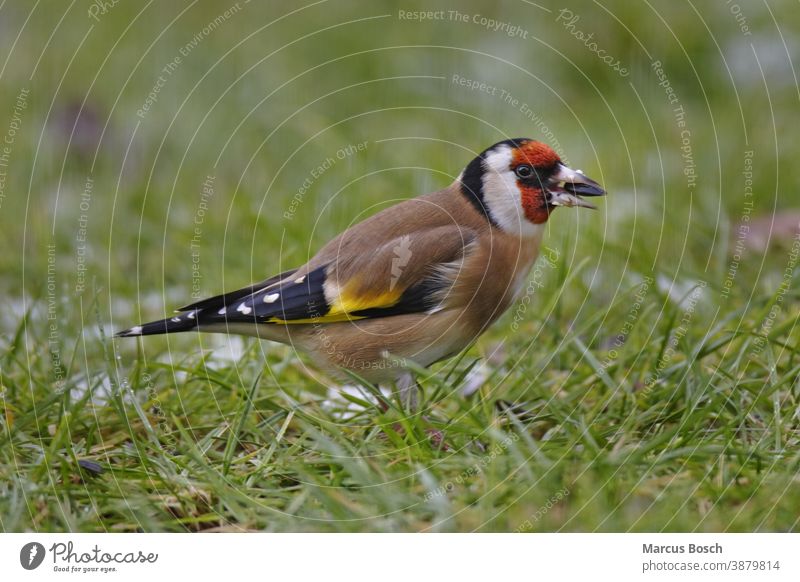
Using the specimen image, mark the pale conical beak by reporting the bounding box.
[547,164,606,209]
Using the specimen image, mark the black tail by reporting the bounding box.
[115,311,199,337]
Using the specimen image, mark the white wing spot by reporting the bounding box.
[263,292,279,304]
[171,317,181,323]
[218,307,227,315]
[294,275,306,284]
[187,311,196,319]
[237,302,252,315]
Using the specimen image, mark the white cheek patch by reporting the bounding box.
[481,146,541,237]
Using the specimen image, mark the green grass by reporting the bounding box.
[4,260,800,532]
[2,0,800,532]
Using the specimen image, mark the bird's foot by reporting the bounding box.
[384,418,451,451]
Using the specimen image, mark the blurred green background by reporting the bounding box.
[2,1,800,532]
[2,0,795,313]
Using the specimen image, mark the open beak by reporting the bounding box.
[547,163,605,209]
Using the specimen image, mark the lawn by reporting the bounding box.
[1,0,799,532]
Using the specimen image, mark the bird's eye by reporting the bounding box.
[515,165,534,179]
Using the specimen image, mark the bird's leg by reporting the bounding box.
[382,372,451,450]
[395,372,419,412]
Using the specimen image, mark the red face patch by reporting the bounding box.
[514,141,559,224]
[512,141,560,169]
[520,184,551,224]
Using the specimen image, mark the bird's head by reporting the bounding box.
[459,138,605,235]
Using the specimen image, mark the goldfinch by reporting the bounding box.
[117,138,604,401]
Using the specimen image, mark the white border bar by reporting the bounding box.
[2,533,797,581]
